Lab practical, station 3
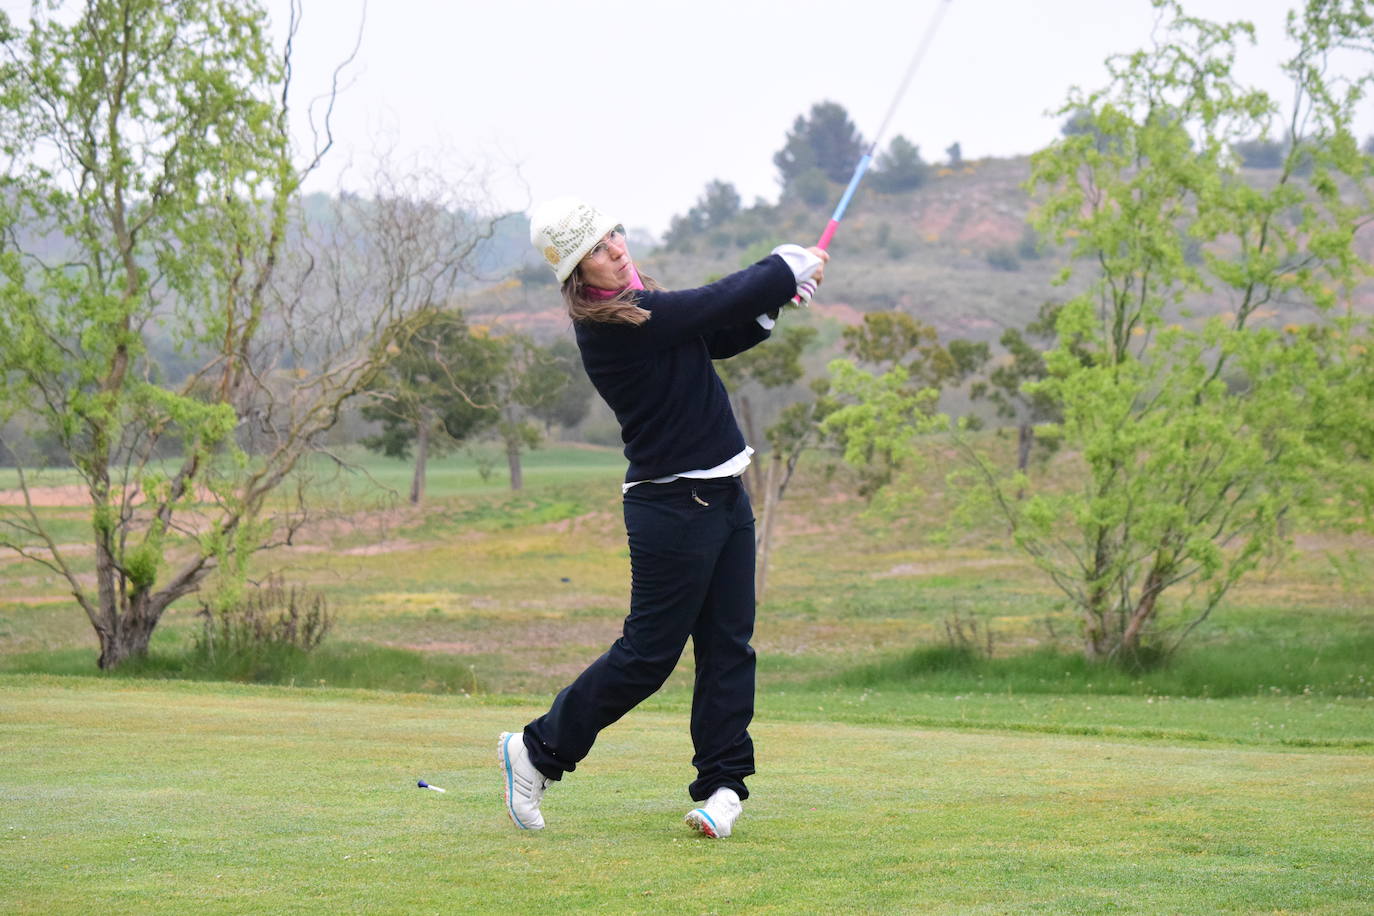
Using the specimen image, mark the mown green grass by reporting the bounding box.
[292,443,626,508]
[0,468,85,490]
[2,676,1371,915]
[0,443,624,496]
[4,444,1374,912]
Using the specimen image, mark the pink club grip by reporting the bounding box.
[816,219,841,251]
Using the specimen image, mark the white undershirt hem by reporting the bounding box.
[623,446,753,493]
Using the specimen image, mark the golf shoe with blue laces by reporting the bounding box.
[684,787,742,839]
[498,732,549,830]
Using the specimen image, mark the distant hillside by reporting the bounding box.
[465,154,1374,346]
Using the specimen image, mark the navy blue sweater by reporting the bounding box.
[574,254,798,483]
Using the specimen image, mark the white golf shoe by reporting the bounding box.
[684,787,742,839]
[498,731,549,830]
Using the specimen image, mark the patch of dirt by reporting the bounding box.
[0,485,91,507]
[775,516,848,538]
[284,504,491,553]
[541,511,618,535]
[953,211,1026,247]
[514,592,619,613]
[0,484,220,507]
[2,595,73,606]
[394,616,622,655]
[809,301,865,326]
[395,640,478,653]
[876,557,1022,578]
[914,200,961,238]
[483,307,569,335]
[1,543,91,562]
[340,539,421,556]
[301,505,424,540]
[1293,531,1374,552]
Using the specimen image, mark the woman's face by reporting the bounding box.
[577,225,631,289]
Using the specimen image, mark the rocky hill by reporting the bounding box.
[464,153,1374,348]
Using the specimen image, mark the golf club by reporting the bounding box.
[793,0,954,305]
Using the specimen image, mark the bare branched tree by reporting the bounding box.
[0,0,502,667]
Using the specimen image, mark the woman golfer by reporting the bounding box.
[499,197,827,838]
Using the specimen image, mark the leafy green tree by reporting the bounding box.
[821,361,943,500]
[830,0,1374,664]
[968,303,1076,475]
[712,313,832,602]
[985,246,1020,271]
[753,378,838,601]
[715,323,818,501]
[360,307,503,504]
[699,180,742,225]
[830,313,986,495]
[1017,226,1044,260]
[1060,107,1095,137]
[528,338,594,436]
[704,293,827,600]
[944,141,963,167]
[0,0,297,670]
[485,332,570,491]
[842,312,986,390]
[1060,108,1115,152]
[664,179,742,250]
[774,101,865,187]
[0,1,495,668]
[1010,0,1374,662]
[788,168,833,208]
[870,135,930,193]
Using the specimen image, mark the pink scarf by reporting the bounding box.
[584,263,645,301]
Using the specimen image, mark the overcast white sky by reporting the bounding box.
[6,1,1372,239]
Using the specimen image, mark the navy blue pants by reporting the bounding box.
[523,475,756,801]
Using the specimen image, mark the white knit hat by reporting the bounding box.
[529,197,619,283]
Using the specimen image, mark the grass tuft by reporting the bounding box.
[0,641,482,694]
[833,636,1374,698]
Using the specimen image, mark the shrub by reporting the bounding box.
[195,575,334,660]
[1232,137,1285,168]
[513,262,555,287]
[986,246,1020,271]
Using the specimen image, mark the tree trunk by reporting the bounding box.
[410,418,430,505]
[737,394,760,502]
[1015,423,1034,499]
[506,436,523,491]
[754,455,783,602]
[1082,604,1110,661]
[1017,423,1033,471]
[1121,563,1166,657]
[96,592,166,669]
[1082,532,1113,661]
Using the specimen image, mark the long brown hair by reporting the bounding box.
[562,266,661,325]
